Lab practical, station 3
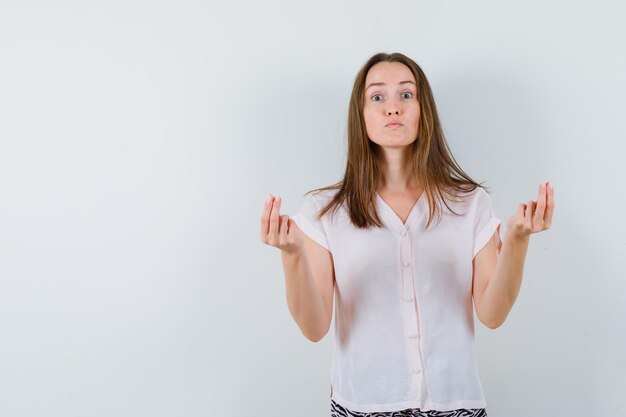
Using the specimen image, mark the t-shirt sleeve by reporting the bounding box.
[473,188,502,259]
[291,193,331,252]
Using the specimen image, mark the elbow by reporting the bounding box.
[298,311,332,342]
[477,304,508,329]
[304,330,327,343]
[482,316,504,329]
[303,323,330,343]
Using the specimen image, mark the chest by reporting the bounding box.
[377,191,422,225]
[329,208,474,303]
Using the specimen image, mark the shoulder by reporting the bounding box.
[460,186,491,206]
[462,187,495,216]
[301,188,343,222]
[304,188,339,206]
[441,185,485,209]
[473,186,495,206]
[311,187,339,198]
[466,187,498,225]
[439,186,492,219]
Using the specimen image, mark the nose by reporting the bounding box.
[385,98,401,115]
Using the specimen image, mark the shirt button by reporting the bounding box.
[408,333,418,339]
[401,230,407,236]
[404,296,413,303]
[413,368,421,374]
[403,261,410,268]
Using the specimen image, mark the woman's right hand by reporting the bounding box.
[260,194,303,254]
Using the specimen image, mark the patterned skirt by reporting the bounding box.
[331,399,487,417]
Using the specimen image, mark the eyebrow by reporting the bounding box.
[365,80,416,90]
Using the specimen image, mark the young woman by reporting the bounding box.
[260,52,554,417]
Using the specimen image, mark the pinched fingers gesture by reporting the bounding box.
[507,181,555,240]
[260,194,302,253]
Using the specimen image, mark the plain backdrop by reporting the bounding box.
[1,1,625,416]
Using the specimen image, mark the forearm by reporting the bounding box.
[481,233,530,328]
[281,250,329,342]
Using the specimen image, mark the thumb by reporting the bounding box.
[287,217,300,235]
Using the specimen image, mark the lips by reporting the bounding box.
[386,123,403,127]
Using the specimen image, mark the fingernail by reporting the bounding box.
[266,195,272,204]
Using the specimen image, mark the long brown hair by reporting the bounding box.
[306,52,490,230]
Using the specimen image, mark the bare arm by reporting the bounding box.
[473,231,529,329]
[281,247,332,342]
[261,194,334,342]
[473,181,554,329]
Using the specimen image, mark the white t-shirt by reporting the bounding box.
[291,186,501,413]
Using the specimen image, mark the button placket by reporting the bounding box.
[399,227,414,303]
[399,226,422,394]
[398,226,425,395]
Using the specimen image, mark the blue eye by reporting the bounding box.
[371,94,383,102]
[402,92,413,99]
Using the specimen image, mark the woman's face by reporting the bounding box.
[363,61,420,149]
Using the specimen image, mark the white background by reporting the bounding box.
[1,1,624,416]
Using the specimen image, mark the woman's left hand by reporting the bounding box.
[506,181,555,241]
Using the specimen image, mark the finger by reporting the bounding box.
[545,182,555,227]
[268,196,282,237]
[260,194,274,239]
[525,200,535,227]
[287,217,296,236]
[535,182,547,223]
[517,203,526,221]
[279,214,289,243]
